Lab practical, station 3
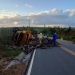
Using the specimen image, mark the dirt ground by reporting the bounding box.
[0,50,26,75]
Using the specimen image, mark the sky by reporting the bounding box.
[0,0,75,27]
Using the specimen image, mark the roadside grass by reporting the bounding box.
[0,35,13,45]
[0,45,21,59]
[0,28,22,60]
[5,49,21,59]
[0,55,2,59]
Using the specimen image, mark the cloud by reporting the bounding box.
[15,4,18,7]
[25,4,33,8]
[14,22,18,25]
[0,10,18,19]
[29,8,75,26]
[1,10,6,13]
[0,8,75,27]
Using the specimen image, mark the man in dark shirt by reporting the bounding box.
[51,31,57,46]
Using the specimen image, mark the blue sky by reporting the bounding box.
[0,0,75,27]
[0,0,75,15]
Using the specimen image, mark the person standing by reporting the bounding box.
[38,33,43,44]
[51,31,57,46]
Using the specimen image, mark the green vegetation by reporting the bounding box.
[0,45,21,59]
[0,27,22,58]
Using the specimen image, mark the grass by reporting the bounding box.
[0,55,2,59]
[0,45,21,58]
[0,28,22,59]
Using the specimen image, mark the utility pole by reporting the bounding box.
[44,25,45,28]
[27,17,30,28]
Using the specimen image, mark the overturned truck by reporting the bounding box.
[12,27,35,54]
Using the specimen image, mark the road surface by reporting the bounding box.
[26,39,75,75]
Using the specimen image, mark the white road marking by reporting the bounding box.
[27,49,36,75]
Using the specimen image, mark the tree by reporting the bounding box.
[67,26,71,32]
[41,29,47,34]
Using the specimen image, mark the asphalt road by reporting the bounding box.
[57,39,75,52]
[28,39,75,75]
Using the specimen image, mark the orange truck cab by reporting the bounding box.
[13,30,32,46]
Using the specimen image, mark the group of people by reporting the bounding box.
[29,31,58,47]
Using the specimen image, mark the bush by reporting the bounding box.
[62,36,68,40]
[58,35,61,39]
[71,36,75,40]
